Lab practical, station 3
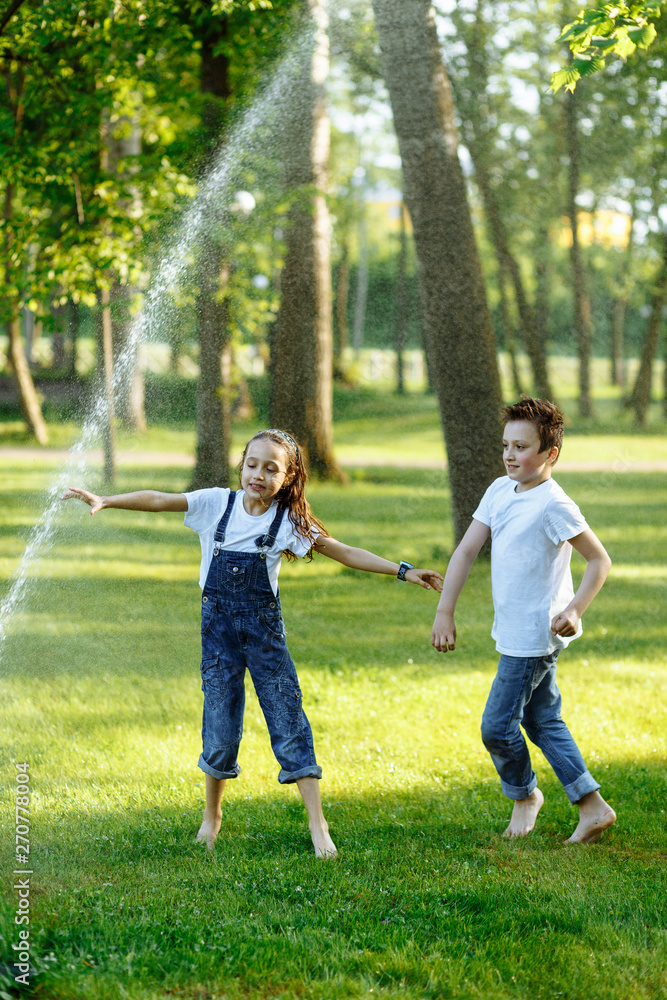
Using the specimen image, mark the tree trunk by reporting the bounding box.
[334,241,350,376]
[565,87,593,418]
[629,232,667,426]
[534,225,551,357]
[51,300,67,370]
[190,20,233,489]
[610,298,626,389]
[3,182,48,443]
[270,0,342,480]
[474,163,553,400]
[101,101,146,432]
[7,317,49,443]
[67,299,79,377]
[191,250,233,489]
[498,262,525,399]
[97,288,116,483]
[395,200,408,394]
[352,209,368,352]
[610,200,635,388]
[372,0,504,543]
[111,282,146,432]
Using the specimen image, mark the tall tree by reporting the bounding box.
[371,0,504,543]
[270,0,342,479]
[190,17,233,491]
[450,0,554,401]
[564,83,594,417]
[628,230,667,425]
[1,22,48,443]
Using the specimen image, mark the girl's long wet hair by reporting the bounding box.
[237,429,329,561]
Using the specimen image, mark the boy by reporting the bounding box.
[431,397,616,843]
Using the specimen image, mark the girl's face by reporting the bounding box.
[241,438,290,505]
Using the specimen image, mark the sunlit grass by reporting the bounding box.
[0,404,666,999]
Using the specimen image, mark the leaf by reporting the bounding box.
[572,54,608,77]
[550,65,581,93]
[589,35,623,48]
[627,22,658,46]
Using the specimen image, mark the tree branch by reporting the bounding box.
[0,0,28,37]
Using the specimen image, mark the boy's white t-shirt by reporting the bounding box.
[473,476,589,657]
[184,487,316,595]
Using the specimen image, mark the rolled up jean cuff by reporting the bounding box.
[198,754,241,780]
[499,772,538,801]
[562,769,600,805]
[278,764,322,785]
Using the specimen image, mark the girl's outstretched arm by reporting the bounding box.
[61,487,188,514]
[312,535,443,592]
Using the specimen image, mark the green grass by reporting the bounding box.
[0,391,666,999]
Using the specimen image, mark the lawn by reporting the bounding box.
[0,386,666,999]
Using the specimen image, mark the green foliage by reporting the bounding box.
[552,1,665,91]
[0,0,202,320]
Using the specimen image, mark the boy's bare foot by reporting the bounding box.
[566,791,616,845]
[195,810,222,851]
[309,820,338,859]
[502,787,544,838]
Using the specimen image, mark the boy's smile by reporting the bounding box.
[503,420,558,492]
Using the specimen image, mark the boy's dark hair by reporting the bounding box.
[502,397,564,455]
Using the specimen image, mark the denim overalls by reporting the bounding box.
[197,491,322,785]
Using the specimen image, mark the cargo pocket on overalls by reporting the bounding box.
[277,664,304,735]
[200,656,226,711]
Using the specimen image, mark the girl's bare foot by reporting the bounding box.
[195,810,222,850]
[566,791,616,845]
[502,787,544,838]
[309,820,338,859]
[296,776,337,859]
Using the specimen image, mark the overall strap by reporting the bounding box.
[254,503,287,553]
[213,491,236,546]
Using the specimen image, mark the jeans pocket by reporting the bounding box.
[200,656,226,711]
[201,608,216,638]
[259,610,286,641]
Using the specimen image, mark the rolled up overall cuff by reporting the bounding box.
[278,764,322,785]
[198,754,241,780]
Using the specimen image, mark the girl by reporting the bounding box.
[63,429,443,858]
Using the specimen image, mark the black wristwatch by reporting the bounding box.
[397,560,414,581]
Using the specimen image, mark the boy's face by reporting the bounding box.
[502,420,558,492]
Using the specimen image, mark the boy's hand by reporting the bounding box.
[61,487,105,514]
[431,609,456,651]
[405,568,444,592]
[550,609,581,637]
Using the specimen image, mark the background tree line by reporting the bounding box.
[1,0,666,540]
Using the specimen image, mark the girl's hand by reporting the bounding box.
[405,568,444,592]
[61,487,105,514]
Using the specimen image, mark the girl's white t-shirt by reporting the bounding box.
[184,487,316,595]
[473,476,589,657]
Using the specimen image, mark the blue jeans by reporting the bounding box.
[481,652,600,804]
